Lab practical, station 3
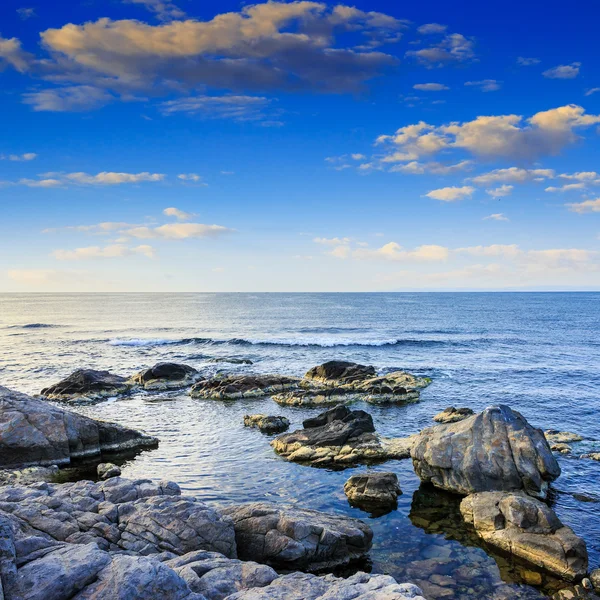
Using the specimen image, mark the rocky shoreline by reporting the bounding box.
[1,360,599,599]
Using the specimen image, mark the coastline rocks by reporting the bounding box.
[304,361,376,386]
[221,502,372,572]
[40,369,132,403]
[226,572,426,600]
[460,491,588,581]
[97,463,121,480]
[243,415,290,434]
[190,375,299,400]
[0,386,158,469]
[411,405,560,499]
[344,472,402,514]
[433,407,474,424]
[129,363,200,391]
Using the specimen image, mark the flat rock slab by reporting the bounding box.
[411,405,560,499]
[40,370,132,403]
[243,415,290,434]
[226,571,426,600]
[190,375,300,400]
[221,502,373,572]
[433,407,474,424]
[129,363,200,391]
[344,472,402,513]
[460,491,588,581]
[0,386,158,469]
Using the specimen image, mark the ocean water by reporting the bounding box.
[0,292,599,599]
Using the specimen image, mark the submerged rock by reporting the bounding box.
[40,369,132,402]
[460,491,588,581]
[129,363,200,390]
[226,571,426,599]
[243,415,290,434]
[433,407,474,424]
[411,405,560,499]
[344,472,402,514]
[97,463,121,480]
[190,374,299,400]
[221,502,372,572]
[271,405,412,467]
[207,357,253,365]
[0,386,158,469]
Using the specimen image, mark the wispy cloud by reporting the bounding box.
[163,207,195,221]
[0,152,36,161]
[486,184,513,198]
[517,57,540,66]
[543,62,581,79]
[413,83,449,91]
[464,79,501,92]
[424,185,475,201]
[483,213,509,221]
[53,244,155,260]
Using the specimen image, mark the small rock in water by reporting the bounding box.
[97,462,122,480]
[190,374,300,400]
[591,568,600,591]
[545,430,584,444]
[243,414,290,434]
[304,361,376,385]
[40,369,132,402]
[344,472,402,515]
[552,443,573,454]
[581,453,600,462]
[128,362,200,390]
[433,407,474,424]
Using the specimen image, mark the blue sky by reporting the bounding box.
[1,0,599,291]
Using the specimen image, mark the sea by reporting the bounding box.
[0,292,598,599]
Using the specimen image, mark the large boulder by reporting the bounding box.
[226,572,426,600]
[221,502,372,572]
[343,472,402,514]
[411,405,560,499]
[40,370,131,403]
[271,405,413,467]
[190,375,299,400]
[128,363,200,391]
[0,386,158,469]
[460,491,588,581]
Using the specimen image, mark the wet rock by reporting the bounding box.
[207,357,253,365]
[243,415,289,434]
[411,405,560,499]
[129,363,200,390]
[0,386,158,469]
[581,453,600,462]
[461,491,588,581]
[221,502,372,572]
[226,571,426,600]
[40,370,131,403]
[190,374,299,400]
[433,407,474,424]
[97,463,121,480]
[304,361,376,385]
[0,465,60,486]
[272,389,353,408]
[343,472,402,514]
[545,431,584,444]
[591,569,600,591]
[552,443,572,454]
[272,406,414,467]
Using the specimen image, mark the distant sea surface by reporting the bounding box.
[1,293,599,599]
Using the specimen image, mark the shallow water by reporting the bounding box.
[1,292,599,598]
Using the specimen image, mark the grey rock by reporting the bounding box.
[433,407,474,424]
[304,362,376,385]
[40,370,131,403]
[129,363,200,391]
[207,358,253,365]
[591,568,600,591]
[226,571,426,600]
[545,431,584,444]
[221,502,372,572]
[0,386,158,469]
[96,464,121,480]
[243,415,289,435]
[0,466,60,486]
[190,375,299,400]
[344,473,401,512]
[461,491,588,581]
[411,405,560,499]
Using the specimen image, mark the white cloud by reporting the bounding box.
[486,184,513,198]
[417,23,447,34]
[545,183,586,193]
[124,223,232,239]
[391,160,472,175]
[351,153,366,160]
[177,173,206,184]
[125,0,185,21]
[425,185,475,202]
[483,213,509,221]
[17,8,36,20]
[566,198,600,213]
[163,207,195,220]
[585,88,600,97]
[66,172,165,185]
[464,79,501,92]
[19,178,62,188]
[406,33,475,67]
[314,237,352,246]
[23,86,114,112]
[329,241,450,262]
[413,83,449,91]
[517,57,540,66]
[0,35,31,72]
[543,63,581,79]
[559,171,600,183]
[0,152,37,161]
[456,244,522,258]
[53,244,155,260]
[470,167,555,185]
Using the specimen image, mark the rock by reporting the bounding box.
[226,571,426,600]
[343,472,402,514]
[0,386,158,469]
[271,389,353,408]
[0,465,60,486]
[40,370,131,402]
[545,431,584,444]
[433,407,474,424]
[411,405,560,499]
[552,443,572,454]
[582,453,600,461]
[207,358,253,365]
[97,463,121,480]
[460,491,588,581]
[591,568,600,591]
[243,415,289,434]
[221,502,372,572]
[272,406,413,467]
[190,375,299,400]
[129,363,200,390]
[304,361,376,385]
